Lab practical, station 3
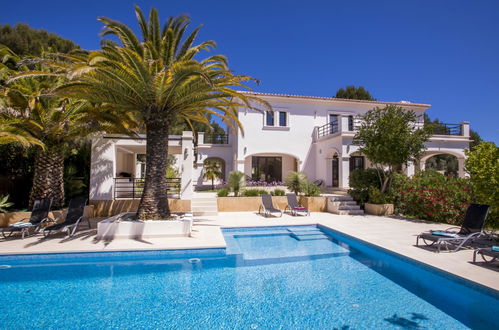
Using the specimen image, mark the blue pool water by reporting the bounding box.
[0,225,498,329]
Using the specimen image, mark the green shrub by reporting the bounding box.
[348,168,381,205]
[394,171,473,224]
[285,171,307,195]
[465,142,499,228]
[271,189,286,196]
[242,189,267,197]
[368,187,389,204]
[303,181,321,197]
[228,171,245,197]
[217,188,229,197]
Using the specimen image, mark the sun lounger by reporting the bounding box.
[259,194,283,217]
[473,246,499,263]
[285,193,310,216]
[416,204,490,252]
[0,198,53,239]
[42,198,89,237]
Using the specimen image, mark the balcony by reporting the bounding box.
[198,133,229,145]
[427,123,463,136]
[114,177,181,199]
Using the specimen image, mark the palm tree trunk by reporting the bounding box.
[29,147,65,209]
[137,120,171,220]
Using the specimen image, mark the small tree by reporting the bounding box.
[353,105,431,194]
[335,86,375,101]
[228,171,245,197]
[285,171,307,195]
[203,160,223,190]
[465,142,499,226]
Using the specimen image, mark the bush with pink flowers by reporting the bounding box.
[392,171,473,224]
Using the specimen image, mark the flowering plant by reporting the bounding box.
[392,171,473,224]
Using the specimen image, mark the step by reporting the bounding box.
[192,206,218,212]
[336,210,365,215]
[193,211,218,216]
[288,230,324,236]
[292,233,329,241]
[337,205,361,211]
[191,198,217,203]
[329,201,358,206]
[329,196,355,202]
[191,201,217,207]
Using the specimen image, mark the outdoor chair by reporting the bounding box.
[416,204,490,253]
[473,246,499,264]
[0,198,53,239]
[259,194,283,217]
[42,198,89,237]
[284,193,310,216]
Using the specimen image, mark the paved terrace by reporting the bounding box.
[0,212,497,291]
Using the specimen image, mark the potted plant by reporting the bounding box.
[364,187,394,216]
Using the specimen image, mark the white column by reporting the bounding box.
[89,137,116,201]
[197,132,204,145]
[406,161,415,177]
[180,131,194,200]
[461,122,470,137]
[457,158,466,178]
[340,156,350,188]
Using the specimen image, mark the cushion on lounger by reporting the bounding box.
[293,207,306,210]
[431,231,460,238]
[10,222,33,228]
[492,246,499,252]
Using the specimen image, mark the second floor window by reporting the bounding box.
[279,111,287,126]
[266,111,274,126]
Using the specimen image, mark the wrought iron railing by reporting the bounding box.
[204,133,229,144]
[318,122,339,138]
[427,123,462,136]
[114,177,181,199]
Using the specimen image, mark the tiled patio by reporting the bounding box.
[0,212,497,291]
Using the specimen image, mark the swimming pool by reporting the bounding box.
[0,225,497,329]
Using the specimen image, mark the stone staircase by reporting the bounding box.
[326,193,365,216]
[191,193,218,216]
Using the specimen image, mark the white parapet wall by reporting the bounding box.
[96,213,193,239]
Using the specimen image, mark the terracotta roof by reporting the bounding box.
[240,91,431,108]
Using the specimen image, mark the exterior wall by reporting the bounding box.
[89,94,471,200]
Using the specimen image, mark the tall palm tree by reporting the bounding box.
[51,6,268,219]
[1,47,134,208]
[203,160,223,190]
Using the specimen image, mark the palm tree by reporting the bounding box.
[1,48,133,208]
[50,6,268,219]
[203,160,222,190]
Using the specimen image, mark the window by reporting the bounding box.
[266,111,274,126]
[348,115,354,131]
[279,111,287,127]
[251,156,282,182]
[329,114,339,134]
[349,156,365,172]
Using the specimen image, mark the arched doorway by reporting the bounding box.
[203,157,226,188]
[420,151,465,178]
[424,154,458,176]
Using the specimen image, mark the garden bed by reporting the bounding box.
[217,196,326,212]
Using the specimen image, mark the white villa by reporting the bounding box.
[89,92,471,202]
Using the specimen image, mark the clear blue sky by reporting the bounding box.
[1,0,498,143]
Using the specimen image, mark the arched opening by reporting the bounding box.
[424,154,459,177]
[203,157,225,189]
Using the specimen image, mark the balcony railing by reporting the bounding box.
[427,123,462,136]
[318,122,339,138]
[204,133,229,144]
[114,177,181,199]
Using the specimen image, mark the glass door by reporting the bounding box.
[332,155,339,187]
